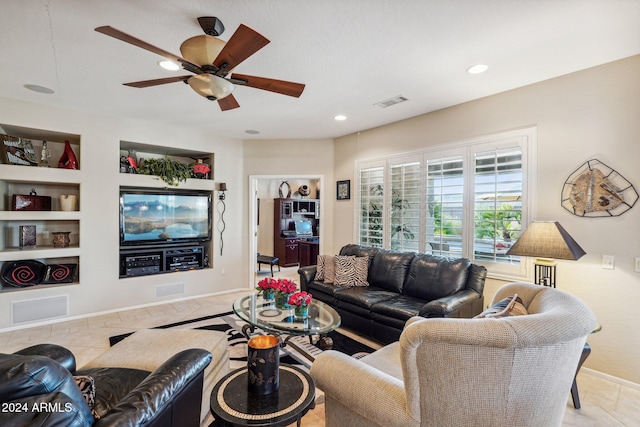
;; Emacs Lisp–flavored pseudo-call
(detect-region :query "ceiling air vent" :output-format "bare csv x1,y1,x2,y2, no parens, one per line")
374,95,409,108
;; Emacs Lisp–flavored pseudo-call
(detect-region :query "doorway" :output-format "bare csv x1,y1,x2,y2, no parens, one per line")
248,175,324,288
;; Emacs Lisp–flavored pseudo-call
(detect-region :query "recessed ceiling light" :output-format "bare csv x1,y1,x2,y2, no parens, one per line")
467,64,489,74
23,84,54,94
245,129,260,135
158,60,180,71
334,115,347,121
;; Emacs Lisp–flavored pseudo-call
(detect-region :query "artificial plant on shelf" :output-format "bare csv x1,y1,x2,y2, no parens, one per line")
136,156,194,187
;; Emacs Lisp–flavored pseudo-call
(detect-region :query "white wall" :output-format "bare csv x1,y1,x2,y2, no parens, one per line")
334,55,640,384
0,97,246,330
244,139,335,256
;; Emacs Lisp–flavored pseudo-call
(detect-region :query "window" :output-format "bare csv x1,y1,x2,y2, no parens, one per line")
356,128,535,279
358,165,385,247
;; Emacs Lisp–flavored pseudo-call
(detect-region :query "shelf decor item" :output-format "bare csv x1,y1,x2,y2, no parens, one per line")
0,260,46,287
1,134,38,166
57,140,78,169
52,231,71,248
60,194,78,211
11,189,52,211
19,225,36,248
278,181,291,198
136,156,194,186
43,263,77,284
193,159,211,179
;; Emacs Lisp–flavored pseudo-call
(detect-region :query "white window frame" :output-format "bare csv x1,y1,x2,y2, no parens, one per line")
354,127,537,281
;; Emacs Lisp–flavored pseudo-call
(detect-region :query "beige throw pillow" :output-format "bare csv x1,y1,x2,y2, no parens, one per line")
474,294,528,318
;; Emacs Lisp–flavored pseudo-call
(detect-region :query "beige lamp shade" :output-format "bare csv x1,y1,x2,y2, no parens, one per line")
180,35,226,66
506,221,586,260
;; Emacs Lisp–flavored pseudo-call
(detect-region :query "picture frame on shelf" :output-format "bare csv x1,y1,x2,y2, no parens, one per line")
336,180,350,200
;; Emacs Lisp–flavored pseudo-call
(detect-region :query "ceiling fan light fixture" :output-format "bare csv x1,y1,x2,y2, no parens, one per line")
180,35,226,66
158,60,180,71
467,64,489,74
188,74,234,100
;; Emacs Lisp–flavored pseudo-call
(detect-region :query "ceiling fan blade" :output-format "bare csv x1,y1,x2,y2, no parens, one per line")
124,76,191,88
95,26,197,68
231,73,305,97
218,94,240,111
213,24,270,71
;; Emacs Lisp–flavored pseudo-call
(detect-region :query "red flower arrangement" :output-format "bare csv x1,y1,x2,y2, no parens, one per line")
277,278,298,294
287,291,313,307
256,277,278,291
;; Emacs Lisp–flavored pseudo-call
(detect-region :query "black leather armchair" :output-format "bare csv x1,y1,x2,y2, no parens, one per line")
0,343,212,427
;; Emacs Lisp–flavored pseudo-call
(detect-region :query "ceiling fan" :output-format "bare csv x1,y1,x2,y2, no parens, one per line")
95,17,305,111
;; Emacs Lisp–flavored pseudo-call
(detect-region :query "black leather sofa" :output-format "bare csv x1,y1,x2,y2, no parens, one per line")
0,343,212,427
298,244,487,344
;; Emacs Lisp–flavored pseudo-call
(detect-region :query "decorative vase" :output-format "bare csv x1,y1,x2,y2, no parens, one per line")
57,140,78,169
193,159,211,179
52,231,71,248
247,335,280,395
294,305,309,319
60,194,78,211
262,289,275,300
275,292,292,309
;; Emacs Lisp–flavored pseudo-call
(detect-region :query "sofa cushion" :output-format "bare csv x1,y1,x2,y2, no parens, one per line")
334,255,369,287
368,250,415,293
371,295,427,321
403,254,470,301
334,286,397,309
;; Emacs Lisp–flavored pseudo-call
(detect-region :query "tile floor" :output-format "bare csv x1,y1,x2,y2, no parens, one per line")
1,270,638,426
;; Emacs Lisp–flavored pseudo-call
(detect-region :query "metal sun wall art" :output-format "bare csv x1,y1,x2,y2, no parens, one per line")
561,159,638,217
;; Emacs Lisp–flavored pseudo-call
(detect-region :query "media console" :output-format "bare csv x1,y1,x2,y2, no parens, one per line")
119,244,208,278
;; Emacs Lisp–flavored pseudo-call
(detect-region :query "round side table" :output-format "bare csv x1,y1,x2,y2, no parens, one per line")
210,364,315,427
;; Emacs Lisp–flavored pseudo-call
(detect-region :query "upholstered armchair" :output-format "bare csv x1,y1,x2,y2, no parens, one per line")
311,282,597,427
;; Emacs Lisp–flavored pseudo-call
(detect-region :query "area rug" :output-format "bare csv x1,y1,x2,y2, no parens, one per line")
109,311,373,370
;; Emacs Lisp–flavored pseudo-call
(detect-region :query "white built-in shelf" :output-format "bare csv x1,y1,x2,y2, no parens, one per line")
0,245,81,262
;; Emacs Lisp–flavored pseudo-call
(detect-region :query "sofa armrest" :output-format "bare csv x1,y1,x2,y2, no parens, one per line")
94,349,212,427
14,343,77,373
298,265,317,291
419,289,482,318
311,350,415,426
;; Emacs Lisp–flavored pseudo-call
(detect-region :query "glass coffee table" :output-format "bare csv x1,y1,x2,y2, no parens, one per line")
233,293,341,362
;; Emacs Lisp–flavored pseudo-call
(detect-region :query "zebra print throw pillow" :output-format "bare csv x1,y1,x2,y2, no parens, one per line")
74,375,99,419
315,255,336,283
334,255,369,287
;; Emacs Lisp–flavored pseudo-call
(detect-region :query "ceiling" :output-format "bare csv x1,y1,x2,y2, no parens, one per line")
2,0,640,140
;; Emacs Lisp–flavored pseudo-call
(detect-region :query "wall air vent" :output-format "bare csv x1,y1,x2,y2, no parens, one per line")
374,95,409,108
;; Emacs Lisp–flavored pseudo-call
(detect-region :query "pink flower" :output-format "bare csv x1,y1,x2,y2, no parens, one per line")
276,279,298,294
288,291,312,307
256,277,278,291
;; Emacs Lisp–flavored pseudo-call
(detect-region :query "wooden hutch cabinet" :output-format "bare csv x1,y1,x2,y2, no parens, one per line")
273,198,319,267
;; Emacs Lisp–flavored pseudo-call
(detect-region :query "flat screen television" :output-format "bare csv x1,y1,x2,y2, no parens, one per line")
120,189,212,246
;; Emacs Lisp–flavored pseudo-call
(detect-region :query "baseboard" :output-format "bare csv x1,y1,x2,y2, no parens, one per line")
581,367,640,390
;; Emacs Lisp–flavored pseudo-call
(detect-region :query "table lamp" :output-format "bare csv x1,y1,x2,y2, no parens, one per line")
506,221,586,287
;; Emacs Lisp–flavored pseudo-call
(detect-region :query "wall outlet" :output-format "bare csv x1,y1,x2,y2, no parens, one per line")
602,255,615,270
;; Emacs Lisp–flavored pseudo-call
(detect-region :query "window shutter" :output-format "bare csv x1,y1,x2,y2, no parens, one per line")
359,166,385,247
389,161,421,251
